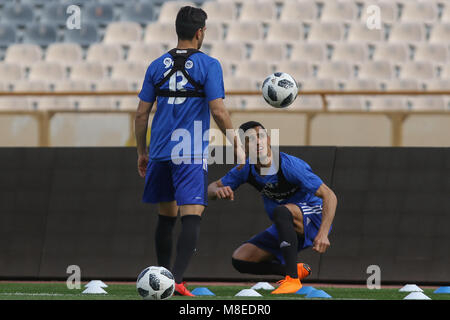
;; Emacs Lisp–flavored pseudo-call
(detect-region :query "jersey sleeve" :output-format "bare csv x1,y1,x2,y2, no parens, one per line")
138,64,156,103
220,164,249,191
282,154,323,195
203,58,225,102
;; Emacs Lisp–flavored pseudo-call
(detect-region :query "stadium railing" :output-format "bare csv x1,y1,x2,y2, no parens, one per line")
0,90,449,147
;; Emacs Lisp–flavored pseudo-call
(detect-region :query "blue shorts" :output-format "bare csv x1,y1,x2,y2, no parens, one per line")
246,203,326,265
142,159,208,206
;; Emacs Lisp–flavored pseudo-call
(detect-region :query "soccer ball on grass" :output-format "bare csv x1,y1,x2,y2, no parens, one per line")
136,266,175,300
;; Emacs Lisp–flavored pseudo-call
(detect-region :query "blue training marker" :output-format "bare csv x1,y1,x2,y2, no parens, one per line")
191,287,216,296
296,286,316,295
305,289,332,299
434,286,450,294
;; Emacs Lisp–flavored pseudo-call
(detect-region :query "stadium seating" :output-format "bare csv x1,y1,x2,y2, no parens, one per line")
45,43,84,67
5,44,43,67
64,23,99,46
23,24,58,47
279,0,318,23
103,22,143,45
0,0,448,147
1,3,34,27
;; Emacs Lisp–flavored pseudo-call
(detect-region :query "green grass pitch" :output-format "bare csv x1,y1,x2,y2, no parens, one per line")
0,282,449,300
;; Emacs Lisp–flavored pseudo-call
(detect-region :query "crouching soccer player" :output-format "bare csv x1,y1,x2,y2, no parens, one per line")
207,121,337,294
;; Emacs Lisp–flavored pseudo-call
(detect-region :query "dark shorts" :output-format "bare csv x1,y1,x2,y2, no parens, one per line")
246,203,325,264
142,159,208,206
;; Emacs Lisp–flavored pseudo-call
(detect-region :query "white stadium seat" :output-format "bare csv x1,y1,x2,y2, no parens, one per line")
399,62,436,80
372,43,409,63
250,42,288,62
70,62,106,81
36,97,73,111
275,61,313,81
127,43,165,65
94,79,131,92
234,60,272,80
408,96,446,111
347,22,384,42
103,22,142,46
111,62,147,89
290,42,327,62
53,80,90,92
368,96,408,111
413,43,448,63
266,22,304,44
440,64,450,79
331,43,368,62
382,79,422,91
307,22,344,42
29,62,65,82
4,44,42,67
201,1,236,22
45,43,83,67
279,0,318,23
424,79,450,91
239,0,277,22
223,76,259,91
289,95,323,111
13,80,49,92
389,23,426,43
0,63,23,82
209,41,247,63
401,1,438,24
77,97,115,110
341,79,380,91
317,61,354,80
429,23,450,44
358,61,394,80
441,3,450,22
327,96,365,111
86,43,123,68
0,97,31,110
300,78,339,91
226,22,264,42
320,1,357,22
144,22,178,46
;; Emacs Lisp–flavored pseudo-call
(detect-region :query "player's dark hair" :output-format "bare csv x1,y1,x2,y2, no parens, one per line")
239,121,265,133
175,6,207,40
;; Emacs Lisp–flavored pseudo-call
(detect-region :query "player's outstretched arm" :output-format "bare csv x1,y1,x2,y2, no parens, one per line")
135,99,154,178
209,98,246,166
313,183,338,253
208,179,234,201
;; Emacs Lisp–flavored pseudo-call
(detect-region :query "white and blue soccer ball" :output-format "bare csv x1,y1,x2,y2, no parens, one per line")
262,72,298,108
136,266,175,300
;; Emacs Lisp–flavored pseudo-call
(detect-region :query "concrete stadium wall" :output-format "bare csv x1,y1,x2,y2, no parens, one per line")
0,147,449,284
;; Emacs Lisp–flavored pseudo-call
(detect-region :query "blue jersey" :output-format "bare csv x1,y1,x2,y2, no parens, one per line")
138,50,225,161
221,152,324,220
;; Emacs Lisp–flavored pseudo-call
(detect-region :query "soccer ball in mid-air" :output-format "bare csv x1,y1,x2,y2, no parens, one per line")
262,72,298,108
136,266,175,300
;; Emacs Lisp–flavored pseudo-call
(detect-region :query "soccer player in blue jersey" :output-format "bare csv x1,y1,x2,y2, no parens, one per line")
208,121,337,294
134,6,244,296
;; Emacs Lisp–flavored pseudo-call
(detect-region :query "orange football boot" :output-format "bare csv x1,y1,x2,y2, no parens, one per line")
271,276,303,294
174,282,195,296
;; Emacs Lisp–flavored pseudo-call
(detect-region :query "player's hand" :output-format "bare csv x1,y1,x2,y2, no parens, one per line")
215,186,234,201
312,233,330,253
137,154,149,178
